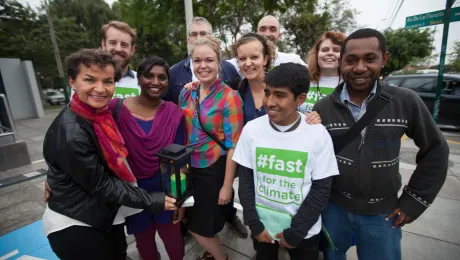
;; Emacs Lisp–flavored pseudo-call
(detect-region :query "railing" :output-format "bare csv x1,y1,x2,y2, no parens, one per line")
0,94,17,142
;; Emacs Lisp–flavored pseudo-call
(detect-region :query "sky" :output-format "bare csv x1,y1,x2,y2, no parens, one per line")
20,0,460,62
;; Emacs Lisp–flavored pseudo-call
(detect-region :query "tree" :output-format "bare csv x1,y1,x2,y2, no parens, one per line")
283,12,330,58
282,0,356,59
0,0,41,59
47,0,118,47
383,28,434,75
113,0,186,66
0,0,89,88
326,0,357,33
450,40,460,72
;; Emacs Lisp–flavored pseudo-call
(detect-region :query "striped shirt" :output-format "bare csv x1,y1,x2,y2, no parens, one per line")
179,78,244,168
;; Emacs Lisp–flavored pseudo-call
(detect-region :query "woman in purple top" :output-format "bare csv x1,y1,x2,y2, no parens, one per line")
108,56,185,260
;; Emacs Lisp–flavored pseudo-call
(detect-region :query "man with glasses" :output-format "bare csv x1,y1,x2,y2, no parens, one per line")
164,17,239,104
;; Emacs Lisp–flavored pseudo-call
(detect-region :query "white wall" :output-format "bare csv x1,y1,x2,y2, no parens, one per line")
0,58,44,120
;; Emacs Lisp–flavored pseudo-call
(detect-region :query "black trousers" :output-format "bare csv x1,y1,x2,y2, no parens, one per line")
48,224,127,260
253,235,319,260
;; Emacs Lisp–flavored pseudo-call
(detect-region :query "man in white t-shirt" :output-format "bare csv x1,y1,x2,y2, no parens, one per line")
228,15,306,75
233,63,338,259
70,21,140,99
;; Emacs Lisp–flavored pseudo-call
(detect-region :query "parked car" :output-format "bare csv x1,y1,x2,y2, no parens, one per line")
416,69,439,74
383,74,460,128
43,89,65,105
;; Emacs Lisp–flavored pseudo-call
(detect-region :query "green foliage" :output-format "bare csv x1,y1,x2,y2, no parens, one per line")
0,0,358,87
383,28,434,76
450,41,460,72
283,11,330,59
281,0,356,59
113,0,186,67
0,0,88,88
47,0,118,47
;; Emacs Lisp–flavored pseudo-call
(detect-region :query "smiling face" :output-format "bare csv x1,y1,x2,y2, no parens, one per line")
341,37,389,92
70,64,115,109
101,27,135,70
139,65,168,99
237,40,268,81
192,45,219,85
263,85,305,126
257,16,282,45
318,39,341,72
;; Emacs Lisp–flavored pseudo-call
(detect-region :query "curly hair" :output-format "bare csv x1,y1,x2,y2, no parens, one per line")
65,48,120,82
308,31,346,83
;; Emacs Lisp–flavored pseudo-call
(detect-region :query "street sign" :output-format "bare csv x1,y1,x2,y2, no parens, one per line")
405,7,460,29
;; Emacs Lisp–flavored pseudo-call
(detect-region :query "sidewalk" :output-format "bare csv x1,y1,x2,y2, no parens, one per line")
1,108,460,259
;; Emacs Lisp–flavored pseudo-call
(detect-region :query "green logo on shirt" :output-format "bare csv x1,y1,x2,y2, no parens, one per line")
302,86,335,112
256,147,307,178
305,87,335,103
113,86,139,99
255,147,308,204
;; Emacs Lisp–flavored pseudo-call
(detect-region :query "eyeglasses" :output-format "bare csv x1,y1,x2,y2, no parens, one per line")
189,31,210,38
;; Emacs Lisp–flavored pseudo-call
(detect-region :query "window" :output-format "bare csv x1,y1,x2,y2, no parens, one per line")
400,78,436,93
447,80,460,96
384,79,402,87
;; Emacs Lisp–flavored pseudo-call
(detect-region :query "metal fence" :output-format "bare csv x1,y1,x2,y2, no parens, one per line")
0,94,17,143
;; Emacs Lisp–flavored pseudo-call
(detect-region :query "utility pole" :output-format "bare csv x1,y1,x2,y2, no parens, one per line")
184,0,193,54
433,0,455,123
44,0,69,103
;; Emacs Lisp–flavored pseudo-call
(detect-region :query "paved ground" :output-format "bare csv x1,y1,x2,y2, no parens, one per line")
1,107,460,259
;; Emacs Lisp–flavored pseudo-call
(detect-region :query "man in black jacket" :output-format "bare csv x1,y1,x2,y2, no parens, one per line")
313,28,449,260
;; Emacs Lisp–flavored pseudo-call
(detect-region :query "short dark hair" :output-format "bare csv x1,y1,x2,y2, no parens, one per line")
341,28,387,57
65,49,120,82
137,56,170,79
101,21,136,45
264,63,310,98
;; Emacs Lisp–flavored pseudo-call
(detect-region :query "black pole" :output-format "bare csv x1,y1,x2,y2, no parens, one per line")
433,0,455,123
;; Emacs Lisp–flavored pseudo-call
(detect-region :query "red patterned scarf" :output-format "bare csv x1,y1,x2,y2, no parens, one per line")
70,93,136,184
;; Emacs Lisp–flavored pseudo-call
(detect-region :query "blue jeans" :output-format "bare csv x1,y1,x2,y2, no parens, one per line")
322,201,402,260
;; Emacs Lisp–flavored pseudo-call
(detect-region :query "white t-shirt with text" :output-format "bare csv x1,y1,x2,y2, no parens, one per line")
232,113,339,239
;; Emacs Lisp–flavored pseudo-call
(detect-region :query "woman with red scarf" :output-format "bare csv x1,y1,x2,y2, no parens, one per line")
42,49,177,260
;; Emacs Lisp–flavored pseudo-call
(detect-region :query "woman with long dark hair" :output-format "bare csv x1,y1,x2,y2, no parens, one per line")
109,56,185,260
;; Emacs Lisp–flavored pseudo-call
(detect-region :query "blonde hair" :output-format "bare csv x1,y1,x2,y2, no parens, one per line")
101,21,137,45
191,36,222,64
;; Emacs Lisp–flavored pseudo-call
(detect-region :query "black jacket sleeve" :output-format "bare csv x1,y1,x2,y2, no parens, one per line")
400,89,449,219
283,176,333,247
54,128,165,214
238,165,265,236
